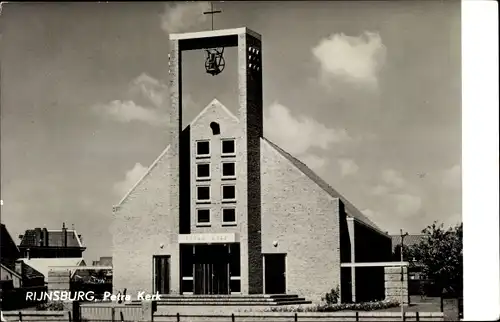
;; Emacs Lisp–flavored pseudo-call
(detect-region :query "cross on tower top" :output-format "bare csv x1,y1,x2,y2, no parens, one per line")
203,2,222,30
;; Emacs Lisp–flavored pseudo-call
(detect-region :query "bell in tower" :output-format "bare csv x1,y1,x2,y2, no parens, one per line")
204,47,226,76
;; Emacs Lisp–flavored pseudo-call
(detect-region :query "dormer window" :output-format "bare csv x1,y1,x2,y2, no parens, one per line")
221,139,235,157
196,140,210,158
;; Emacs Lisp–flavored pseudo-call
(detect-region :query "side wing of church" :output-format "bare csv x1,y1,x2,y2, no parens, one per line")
111,27,392,304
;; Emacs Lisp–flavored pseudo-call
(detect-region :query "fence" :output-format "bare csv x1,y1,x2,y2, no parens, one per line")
2,310,446,322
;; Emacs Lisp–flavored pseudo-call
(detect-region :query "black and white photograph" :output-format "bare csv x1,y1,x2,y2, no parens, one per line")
0,1,498,322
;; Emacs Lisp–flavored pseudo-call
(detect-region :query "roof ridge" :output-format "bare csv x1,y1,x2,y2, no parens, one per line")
262,137,386,236
190,98,239,126
113,144,171,211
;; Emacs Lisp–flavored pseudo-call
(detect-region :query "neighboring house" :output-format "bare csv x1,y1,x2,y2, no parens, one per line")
391,234,432,295
18,223,86,258
112,27,393,304
1,223,45,310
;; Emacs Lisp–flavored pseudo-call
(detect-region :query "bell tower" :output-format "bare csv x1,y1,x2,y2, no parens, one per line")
168,28,263,294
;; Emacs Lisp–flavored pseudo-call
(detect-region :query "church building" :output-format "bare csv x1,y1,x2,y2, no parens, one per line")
111,27,392,304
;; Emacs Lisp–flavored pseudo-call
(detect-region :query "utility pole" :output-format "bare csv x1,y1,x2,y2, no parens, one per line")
400,229,408,320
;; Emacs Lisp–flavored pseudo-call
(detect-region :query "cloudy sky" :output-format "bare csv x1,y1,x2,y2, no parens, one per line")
0,1,461,261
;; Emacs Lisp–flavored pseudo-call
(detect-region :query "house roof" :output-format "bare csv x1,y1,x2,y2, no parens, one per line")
1,261,45,280
20,258,86,282
391,234,425,248
263,138,387,235
1,224,21,261
19,229,84,248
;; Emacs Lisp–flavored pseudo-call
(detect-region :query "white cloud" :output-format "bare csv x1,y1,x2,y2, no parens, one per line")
160,2,211,34
93,100,168,126
113,163,148,196
312,31,386,88
130,73,169,107
370,184,389,195
264,102,351,156
392,193,422,217
94,73,171,126
442,164,461,189
300,155,327,170
382,169,405,188
338,158,359,176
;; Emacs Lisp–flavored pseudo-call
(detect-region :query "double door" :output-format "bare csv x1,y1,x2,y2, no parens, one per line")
194,245,230,295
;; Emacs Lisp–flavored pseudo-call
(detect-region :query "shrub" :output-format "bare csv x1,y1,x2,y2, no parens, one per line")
36,301,65,311
264,299,400,312
321,286,340,305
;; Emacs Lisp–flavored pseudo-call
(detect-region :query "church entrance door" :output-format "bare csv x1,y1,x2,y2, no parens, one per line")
264,254,286,294
193,245,230,295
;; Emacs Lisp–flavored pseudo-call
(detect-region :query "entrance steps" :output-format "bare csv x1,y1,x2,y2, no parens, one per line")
128,294,311,306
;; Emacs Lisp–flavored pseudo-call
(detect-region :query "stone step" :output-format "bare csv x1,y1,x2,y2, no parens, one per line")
126,294,310,306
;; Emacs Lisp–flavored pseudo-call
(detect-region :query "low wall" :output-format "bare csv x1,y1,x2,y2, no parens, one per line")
48,270,71,293
384,266,409,304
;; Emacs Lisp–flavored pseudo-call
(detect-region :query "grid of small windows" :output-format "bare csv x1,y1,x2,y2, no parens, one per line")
195,137,238,226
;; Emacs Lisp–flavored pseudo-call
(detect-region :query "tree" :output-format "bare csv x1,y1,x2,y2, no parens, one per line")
408,221,463,296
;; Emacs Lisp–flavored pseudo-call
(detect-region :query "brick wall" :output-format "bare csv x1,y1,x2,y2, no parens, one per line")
385,266,409,304
261,139,341,303
111,144,180,298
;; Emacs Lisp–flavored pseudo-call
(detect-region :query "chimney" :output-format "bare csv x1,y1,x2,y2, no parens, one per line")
34,228,42,247
62,222,67,247
42,228,49,247
15,261,23,275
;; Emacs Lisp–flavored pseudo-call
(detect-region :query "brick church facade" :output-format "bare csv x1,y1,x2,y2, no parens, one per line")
111,27,392,304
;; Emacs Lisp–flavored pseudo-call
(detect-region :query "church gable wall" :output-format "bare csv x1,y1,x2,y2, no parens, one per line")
111,145,180,297
260,139,341,303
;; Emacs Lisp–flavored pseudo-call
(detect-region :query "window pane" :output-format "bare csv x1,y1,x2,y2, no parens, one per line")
230,244,240,276
197,164,210,178
197,186,210,200
230,279,241,293
222,208,236,223
182,279,193,293
222,186,236,200
197,209,210,223
222,163,235,177
222,140,235,154
197,141,210,155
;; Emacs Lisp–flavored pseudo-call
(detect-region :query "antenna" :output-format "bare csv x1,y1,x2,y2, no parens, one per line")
203,2,222,31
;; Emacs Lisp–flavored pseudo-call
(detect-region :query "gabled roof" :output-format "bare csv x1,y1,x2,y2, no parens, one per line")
1,261,45,280
0,224,21,260
263,138,387,236
391,234,425,248
19,229,84,248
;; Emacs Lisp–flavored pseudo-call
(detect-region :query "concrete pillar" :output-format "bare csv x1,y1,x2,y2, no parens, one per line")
347,218,356,302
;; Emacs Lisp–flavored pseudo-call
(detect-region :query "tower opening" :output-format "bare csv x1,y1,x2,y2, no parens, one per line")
210,122,221,135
